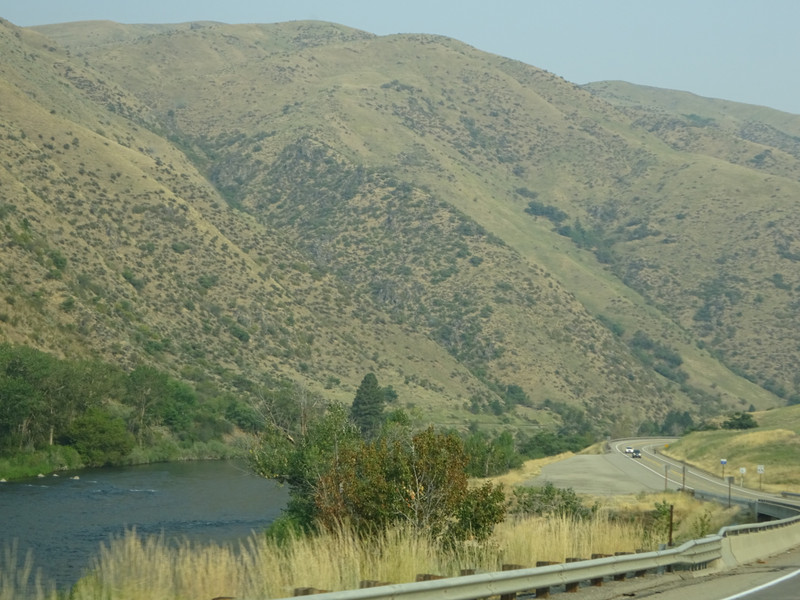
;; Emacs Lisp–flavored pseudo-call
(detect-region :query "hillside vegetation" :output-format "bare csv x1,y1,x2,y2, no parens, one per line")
2,17,800,445
663,404,800,491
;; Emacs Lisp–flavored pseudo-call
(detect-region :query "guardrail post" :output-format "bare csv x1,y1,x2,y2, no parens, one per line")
563,558,583,592
532,565,557,597
589,553,610,586
415,574,446,582
500,564,525,600
359,581,391,588
613,552,631,580
565,581,579,593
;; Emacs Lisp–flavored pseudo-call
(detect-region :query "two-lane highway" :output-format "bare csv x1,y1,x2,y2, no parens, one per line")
530,438,792,507
527,439,800,600
612,439,794,508
528,438,679,494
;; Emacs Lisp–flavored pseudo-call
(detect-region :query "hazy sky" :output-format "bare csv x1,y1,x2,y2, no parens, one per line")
4,0,799,115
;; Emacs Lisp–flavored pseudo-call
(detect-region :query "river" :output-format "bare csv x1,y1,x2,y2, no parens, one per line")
0,460,289,589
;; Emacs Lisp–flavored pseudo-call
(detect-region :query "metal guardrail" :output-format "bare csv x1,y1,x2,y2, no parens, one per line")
275,536,723,600
267,445,800,600
720,511,800,536
271,508,800,600
690,487,751,507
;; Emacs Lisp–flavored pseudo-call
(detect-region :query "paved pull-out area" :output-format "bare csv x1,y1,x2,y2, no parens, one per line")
526,453,667,495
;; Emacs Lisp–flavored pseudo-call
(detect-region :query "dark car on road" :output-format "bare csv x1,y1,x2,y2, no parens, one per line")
632,449,642,458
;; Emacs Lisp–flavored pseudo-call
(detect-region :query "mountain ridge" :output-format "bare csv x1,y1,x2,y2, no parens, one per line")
2,17,798,438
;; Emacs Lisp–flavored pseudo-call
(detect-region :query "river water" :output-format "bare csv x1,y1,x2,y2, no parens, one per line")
0,460,289,589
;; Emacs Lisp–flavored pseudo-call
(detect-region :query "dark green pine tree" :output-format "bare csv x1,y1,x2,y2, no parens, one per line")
350,373,385,440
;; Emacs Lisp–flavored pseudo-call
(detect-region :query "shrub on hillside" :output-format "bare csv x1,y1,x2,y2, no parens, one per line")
722,412,758,430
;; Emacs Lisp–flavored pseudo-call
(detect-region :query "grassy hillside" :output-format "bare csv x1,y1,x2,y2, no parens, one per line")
0,19,484,423
663,404,800,491
583,80,800,403
2,16,800,441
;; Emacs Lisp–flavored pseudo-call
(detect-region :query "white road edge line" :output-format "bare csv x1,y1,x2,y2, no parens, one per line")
719,567,800,599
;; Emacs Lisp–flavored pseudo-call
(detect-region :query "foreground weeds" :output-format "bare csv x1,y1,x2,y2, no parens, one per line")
6,492,739,600
69,518,645,600
3,519,642,600
0,544,57,600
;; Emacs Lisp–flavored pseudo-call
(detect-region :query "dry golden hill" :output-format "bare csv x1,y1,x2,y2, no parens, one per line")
2,17,799,436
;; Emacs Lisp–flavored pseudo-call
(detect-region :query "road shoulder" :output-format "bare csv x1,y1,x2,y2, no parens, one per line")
575,545,800,600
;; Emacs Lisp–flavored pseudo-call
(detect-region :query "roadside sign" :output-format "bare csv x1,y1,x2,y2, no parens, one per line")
720,459,727,464
757,465,765,474
739,467,746,474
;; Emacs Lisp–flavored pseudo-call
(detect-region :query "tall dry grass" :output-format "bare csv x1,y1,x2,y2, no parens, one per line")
5,490,737,600
64,510,652,600
0,543,57,600
601,491,742,541
495,511,647,565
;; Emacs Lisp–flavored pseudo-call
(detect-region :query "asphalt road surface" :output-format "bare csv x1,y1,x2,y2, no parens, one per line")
528,438,790,504
525,438,800,599
526,438,679,494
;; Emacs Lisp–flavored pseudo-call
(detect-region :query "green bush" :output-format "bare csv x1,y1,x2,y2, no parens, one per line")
121,268,145,290
61,408,135,466
229,323,251,342
252,407,506,543
0,446,82,479
722,412,758,430
524,199,568,223
512,483,596,520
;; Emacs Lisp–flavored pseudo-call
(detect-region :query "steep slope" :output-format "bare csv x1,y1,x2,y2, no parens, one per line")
25,21,706,426
582,80,800,402
0,18,491,427
4,17,797,436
